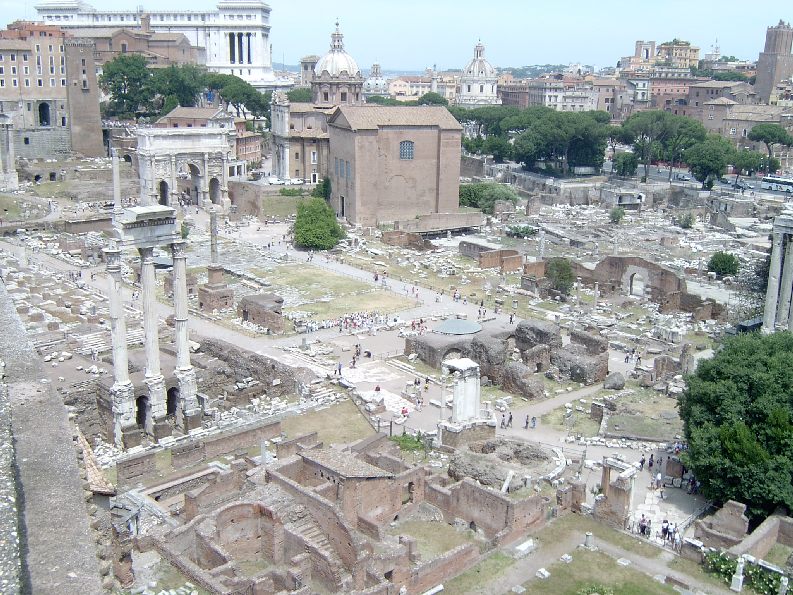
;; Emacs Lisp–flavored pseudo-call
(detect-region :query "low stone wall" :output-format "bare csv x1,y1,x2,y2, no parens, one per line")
0,384,20,594
381,231,433,251
409,543,479,593
393,212,485,233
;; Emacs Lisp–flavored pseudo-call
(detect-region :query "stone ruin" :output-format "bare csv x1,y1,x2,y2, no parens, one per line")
405,318,609,400
133,432,554,594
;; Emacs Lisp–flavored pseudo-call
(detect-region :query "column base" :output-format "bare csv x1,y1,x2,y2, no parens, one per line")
110,381,135,448
144,374,167,436
152,417,172,441
174,367,199,432
120,424,144,449
183,409,203,432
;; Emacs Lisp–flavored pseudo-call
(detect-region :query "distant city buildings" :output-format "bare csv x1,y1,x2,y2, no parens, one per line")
755,20,793,104
455,42,501,108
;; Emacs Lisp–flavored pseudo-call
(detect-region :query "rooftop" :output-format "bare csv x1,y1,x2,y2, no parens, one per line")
330,105,463,131
300,449,393,479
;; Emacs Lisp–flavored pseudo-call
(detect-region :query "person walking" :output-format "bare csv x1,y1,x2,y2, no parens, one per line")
500,414,506,429
524,415,530,429
639,455,646,471
507,412,513,428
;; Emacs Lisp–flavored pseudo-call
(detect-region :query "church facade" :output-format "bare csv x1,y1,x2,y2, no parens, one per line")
455,42,501,108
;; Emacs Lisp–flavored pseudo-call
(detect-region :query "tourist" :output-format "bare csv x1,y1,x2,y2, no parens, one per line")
524,415,530,429
509,313,514,324
648,453,654,473
374,385,381,392
507,412,513,428
656,471,662,490
639,455,646,471
639,514,647,536
500,414,506,429
531,416,537,429
661,519,669,541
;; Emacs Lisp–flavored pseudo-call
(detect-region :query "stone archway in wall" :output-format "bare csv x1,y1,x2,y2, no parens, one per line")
629,272,645,297
141,149,230,211
621,265,651,298
176,162,202,205
158,180,169,205
209,177,221,204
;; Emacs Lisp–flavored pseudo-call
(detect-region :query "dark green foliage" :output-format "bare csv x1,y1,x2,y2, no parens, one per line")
505,225,537,238
458,183,518,214
180,221,190,240
293,197,344,250
733,149,763,183
707,251,739,277
390,432,425,452
417,92,448,106
684,135,736,188
704,551,782,594
546,257,574,295
99,54,151,117
679,333,793,520
150,64,205,108
286,87,312,102
365,95,406,106
279,187,304,197
311,177,331,200
609,207,625,224
677,212,695,229
748,123,793,164
614,152,638,177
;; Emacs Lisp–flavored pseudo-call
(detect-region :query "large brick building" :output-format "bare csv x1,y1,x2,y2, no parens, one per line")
0,21,103,158
327,105,462,226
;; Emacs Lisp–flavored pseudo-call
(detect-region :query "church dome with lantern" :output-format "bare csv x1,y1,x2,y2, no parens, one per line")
311,22,364,106
314,22,361,79
455,41,501,108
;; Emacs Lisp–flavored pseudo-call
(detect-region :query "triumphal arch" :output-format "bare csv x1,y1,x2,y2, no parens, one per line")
137,127,233,211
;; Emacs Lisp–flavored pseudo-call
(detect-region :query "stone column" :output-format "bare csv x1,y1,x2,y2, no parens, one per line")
138,246,167,437
763,232,784,333
201,152,210,207
221,151,231,211
778,239,793,326
538,230,545,259
105,245,135,447
171,240,200,431
170,154,177,205
210,207,219,264
111,148,121,212
593,282,599,311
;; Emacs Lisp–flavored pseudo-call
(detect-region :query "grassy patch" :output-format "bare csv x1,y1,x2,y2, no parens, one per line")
667,556,733,592
763,542,793,568
443,551,515,593
260,195,299,219
604,384,683,440
535,514,662,560
0,194,48,221
388,521,472,560
280,398,374,446
142,559,211,595
522,549,676,594
541,405,601,438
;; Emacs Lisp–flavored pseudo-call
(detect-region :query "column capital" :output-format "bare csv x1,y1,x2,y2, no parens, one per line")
104,245,122,270
138,245,155,260
171,239,187,259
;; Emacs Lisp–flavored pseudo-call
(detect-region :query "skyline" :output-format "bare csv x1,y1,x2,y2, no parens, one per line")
5,0,792,71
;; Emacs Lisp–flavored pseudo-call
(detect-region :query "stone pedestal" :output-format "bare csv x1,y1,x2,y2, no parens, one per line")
175,367,202,431
110,381,135,449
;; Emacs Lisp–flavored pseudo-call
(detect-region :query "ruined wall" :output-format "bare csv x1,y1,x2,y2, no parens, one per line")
276,432,320,459
116,450,158,487
460,155,485,178
407,543,479,594
479,250,522,272
551,346,608,385
441,423,497,449
569,328,608,356
184,465,247,521
381,231,433,251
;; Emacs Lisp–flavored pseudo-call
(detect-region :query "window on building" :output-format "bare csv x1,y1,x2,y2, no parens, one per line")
295,151,299,160
12,79,17,87
22,54,28,62
37,79,43,87
23,137,29,145
323,91,329,102
742,129,748,137
729,128,737,135
23,66,29,75
0,81,4,88
467,84,471,93
0,55,3,62
121,43,127,54
60,78,66,86
311,151,317,164
707,114,714,120
10,54,16,62
399,140,414,160
35,45,40,53
340,91,347,102
24,79,30,87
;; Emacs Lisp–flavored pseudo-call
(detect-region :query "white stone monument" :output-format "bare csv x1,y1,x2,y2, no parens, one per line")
763,208,793,333
444,358,481,423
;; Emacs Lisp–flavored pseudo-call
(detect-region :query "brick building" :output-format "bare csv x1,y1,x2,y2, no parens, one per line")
0,21,103,158
683,80,758,120
327,105,462,226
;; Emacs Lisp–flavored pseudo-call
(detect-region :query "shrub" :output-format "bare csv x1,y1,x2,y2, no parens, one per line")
678,212,695,229
708,251,739,277
609,207,625,224
279,187,304,197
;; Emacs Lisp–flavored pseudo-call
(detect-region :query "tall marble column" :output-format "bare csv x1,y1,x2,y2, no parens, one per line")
171,240,200,431
111,148,121,212
763,232,784,333
201,152,210,206
105,245,135,447
777,239,793,326
138,246,167,436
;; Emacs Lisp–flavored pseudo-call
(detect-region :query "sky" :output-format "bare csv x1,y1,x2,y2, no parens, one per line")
5,0,792,71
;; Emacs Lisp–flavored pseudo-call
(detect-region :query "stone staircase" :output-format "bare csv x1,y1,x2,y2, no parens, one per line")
74,328,145,356
287,516,348,589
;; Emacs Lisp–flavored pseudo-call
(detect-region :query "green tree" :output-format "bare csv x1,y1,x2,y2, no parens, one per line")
678,212,695,229
482,135,512,163
99,54,152,117
661,115,707,181
160,94,179,117
458,183,518,214
365,95,404,106
545,257,574,295
732,149,763,185
287,87,313,102
684,135,736,188
150,64,205,108
613,152,638,177
311,177,331,200
417,92,448,106
748,123,793,166
620,110,671,182
609,207,625,224
678,332,793,520
708,251,740,277
293,197,345,250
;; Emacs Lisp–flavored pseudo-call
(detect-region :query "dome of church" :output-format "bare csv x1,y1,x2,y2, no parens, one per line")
463,42,496,79
315,22,361,78
363,63,388,94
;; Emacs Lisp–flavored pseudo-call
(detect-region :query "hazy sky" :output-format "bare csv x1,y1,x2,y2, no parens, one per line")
6,0,792,71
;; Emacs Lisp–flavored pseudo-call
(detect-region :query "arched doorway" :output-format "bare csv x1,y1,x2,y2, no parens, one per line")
135,395,149,430
166,387,179,418
122,154,132,163
629,273,646,297
38,102,51,127
209,177,221,204
158,180,169,205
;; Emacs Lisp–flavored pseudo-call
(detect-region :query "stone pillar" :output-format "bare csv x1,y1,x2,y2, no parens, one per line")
170,154,177,204
538,230,545,259
763,232,784,333
210,207,219,264
593,282,599,310
138,246,167,437
779,576,788,595
576,277,581,307
778,239,793,326
201,152,210,207
221,152,231,211
111,149,122,213
171,241,201,431
105,245,135,447
237,33,243,66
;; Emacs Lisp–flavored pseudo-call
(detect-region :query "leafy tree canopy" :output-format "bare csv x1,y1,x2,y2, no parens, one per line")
366,95,408,106
458,183,518,214
99,54,152,117
614,152,638,177
708,251,740,277
679,332,793,520
684,135,736,188
287,87,312,103
545,257,575,295
417,92,448,106
293,197,344,250
748,124,793,162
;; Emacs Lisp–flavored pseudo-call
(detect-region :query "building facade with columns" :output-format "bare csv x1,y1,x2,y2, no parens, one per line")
34,0,284,90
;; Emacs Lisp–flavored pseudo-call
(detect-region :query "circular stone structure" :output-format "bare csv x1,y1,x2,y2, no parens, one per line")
433,318,482,335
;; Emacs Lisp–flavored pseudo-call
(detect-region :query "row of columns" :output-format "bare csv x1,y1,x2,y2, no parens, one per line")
107,149,200,447
229,31,254,65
